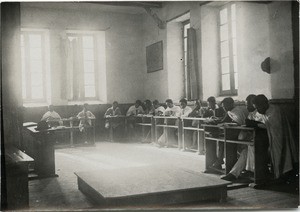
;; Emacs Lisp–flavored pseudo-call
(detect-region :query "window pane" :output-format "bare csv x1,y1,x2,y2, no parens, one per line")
221,58,230,74
30,47,42,60
82,36,94,48
83,48,94,60
220,8,228,25
234,72,238,89
221,41,229,58
232,21,236,38
31,73,43,86
220,24,228,41
84,61,95,73
30,60,43,72
231,4,236,21
233,55,238,72
222,74,230,91
31,86,43,99
29,34,42,47
84,73,95,85
85,86,96,98
232,38,237,55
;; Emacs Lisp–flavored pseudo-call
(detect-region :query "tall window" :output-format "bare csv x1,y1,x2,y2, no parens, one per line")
183,20,190,98
219,3,238,95
67,33,98,100
21,30,48,102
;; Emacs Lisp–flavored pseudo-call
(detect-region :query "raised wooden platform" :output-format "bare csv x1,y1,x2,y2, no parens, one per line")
74,165,230,207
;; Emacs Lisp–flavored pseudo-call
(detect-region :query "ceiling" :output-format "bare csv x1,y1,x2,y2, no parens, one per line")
20,2,161,15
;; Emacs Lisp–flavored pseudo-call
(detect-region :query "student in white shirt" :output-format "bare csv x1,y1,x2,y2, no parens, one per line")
77,103,96,144
157,99,181,147
126,100,144,140
153,100,165,116
41,105,62,127
179,98,192,117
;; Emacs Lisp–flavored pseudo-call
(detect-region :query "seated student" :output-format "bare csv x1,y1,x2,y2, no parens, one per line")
188,100,205,152
203,96,225,118
221,94,265,181
41,105,62,127
143,99,155,115
126,100,144,140
179,98,192,117
210,97,249,169
77,103,96,144
157,99,181,147
104,101,123,140
153,100,165,116
252,94,298,181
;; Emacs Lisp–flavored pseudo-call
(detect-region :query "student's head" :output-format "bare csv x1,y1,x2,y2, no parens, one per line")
165,99,174,108
48,105,54,112
179,98,187,109
153,100,160,109
144,100,152,109
245,94,256,112
194,100,201,110
253,94,269,114
221,97,234,112
135,100,142,108
83,103,89,112
112,101,119,109
207,96,216,110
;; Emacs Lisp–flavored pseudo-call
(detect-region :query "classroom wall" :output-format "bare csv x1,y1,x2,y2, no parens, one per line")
200,2,294,102
142,11,168,103
200,6,219,101
142,2,202,103
20,3,145,105
268,1,294,99
237,2,271,100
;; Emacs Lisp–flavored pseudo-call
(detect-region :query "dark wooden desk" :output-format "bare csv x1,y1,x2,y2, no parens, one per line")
5,146,34,209
203,124,225,174
203,124,270,185
26,126,58,178
105,115,127,142
134,115,154,142
181,117,206,154
153,116,181,148
224,126,269,185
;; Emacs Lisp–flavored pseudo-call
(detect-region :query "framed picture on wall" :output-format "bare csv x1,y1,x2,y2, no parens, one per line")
146,41,163,73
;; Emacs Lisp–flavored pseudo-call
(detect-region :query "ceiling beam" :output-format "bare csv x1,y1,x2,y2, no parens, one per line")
88,2,162,8
143,6,165,29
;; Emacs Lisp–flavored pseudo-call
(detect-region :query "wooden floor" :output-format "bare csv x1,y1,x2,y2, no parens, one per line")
28,141,299,210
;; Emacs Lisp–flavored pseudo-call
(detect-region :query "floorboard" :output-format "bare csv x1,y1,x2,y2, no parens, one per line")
28,141,299,210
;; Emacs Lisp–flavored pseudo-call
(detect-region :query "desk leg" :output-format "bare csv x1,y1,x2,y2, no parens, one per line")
93,124,95,145
109,125,113,142
225,142,237,174
179,120,183,150
70,130,74,147
205,139,217,172
253,130,269,185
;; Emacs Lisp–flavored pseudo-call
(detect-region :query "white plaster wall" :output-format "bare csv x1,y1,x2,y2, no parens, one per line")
237,2,271,100
20,3,145,105
201,6,220,101
268,1,294,99
142,13,168,103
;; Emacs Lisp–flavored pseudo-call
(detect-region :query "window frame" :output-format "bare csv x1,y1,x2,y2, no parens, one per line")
66,33,99,101
182,19,191,99
218,3,238,96
21,30,47,103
